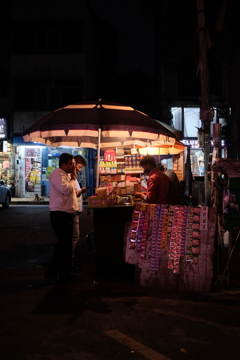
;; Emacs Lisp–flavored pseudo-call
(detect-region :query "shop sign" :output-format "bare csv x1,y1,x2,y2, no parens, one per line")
182,139,199,148
183,139,226,148
0,118,8,140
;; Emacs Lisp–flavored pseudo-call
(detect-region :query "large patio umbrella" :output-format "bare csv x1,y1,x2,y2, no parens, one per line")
23,99,175,148
23,99,176,187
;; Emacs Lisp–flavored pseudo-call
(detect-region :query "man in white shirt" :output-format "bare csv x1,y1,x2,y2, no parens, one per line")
45,153,78,282
72,155,87,269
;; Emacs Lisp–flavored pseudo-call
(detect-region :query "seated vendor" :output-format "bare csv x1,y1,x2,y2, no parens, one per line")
135,155,170,204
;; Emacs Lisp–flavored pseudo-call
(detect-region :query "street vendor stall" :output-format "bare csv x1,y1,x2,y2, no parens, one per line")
23,100,190,281
88,143,187,281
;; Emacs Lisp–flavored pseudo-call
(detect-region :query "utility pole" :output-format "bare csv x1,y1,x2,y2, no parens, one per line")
196,0,213,206
227,1,240,159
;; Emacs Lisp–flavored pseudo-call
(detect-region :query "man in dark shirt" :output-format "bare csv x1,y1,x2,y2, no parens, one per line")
157,163,184,205
136,155,170,204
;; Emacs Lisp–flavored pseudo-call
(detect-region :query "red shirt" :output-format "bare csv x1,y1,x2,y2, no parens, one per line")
147,168,170,204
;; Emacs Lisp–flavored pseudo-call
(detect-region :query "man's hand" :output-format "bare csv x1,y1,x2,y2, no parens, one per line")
70,168,77,181
76,190,81,197
76,187,87,197
135,192,146,200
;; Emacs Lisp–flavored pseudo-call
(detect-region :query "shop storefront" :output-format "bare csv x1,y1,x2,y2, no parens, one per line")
0,141,15,188
0,118,15,192
182,139,204,177
13,137,96,198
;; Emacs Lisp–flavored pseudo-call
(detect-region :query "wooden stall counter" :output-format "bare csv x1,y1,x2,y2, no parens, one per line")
92,205,135,280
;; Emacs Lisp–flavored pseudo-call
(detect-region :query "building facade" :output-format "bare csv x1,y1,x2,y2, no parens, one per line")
0,0,117,197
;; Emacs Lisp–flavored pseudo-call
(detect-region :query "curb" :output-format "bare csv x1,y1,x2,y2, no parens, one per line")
10,199,88,206
11,201,49,205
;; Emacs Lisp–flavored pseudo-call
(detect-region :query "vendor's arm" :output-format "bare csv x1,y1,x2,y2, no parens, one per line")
135,192,147,201
146,177,158,204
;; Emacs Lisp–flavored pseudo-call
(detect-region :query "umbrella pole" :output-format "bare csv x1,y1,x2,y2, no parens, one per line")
96,127,101,189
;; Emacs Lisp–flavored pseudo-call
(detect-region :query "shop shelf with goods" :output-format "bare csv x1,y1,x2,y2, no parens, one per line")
98,148,143,198
172,152,184,181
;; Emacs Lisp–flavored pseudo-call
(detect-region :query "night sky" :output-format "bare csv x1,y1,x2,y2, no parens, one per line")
88,0,155,76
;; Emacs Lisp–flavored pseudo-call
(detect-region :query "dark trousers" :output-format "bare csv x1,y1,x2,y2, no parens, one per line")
45,211,74,280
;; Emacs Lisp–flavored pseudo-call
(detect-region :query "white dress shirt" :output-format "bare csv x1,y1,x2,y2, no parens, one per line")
49,167,79,213
74,179,83,212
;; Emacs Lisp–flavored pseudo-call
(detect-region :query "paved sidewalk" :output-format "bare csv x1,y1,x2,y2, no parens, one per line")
11,197,89,206
11,197,49,205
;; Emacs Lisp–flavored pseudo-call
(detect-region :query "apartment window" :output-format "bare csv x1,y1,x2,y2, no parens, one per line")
171,107,182,131
184,108,201,137
12,21,82,54
172,106,217,138
172,107,200,138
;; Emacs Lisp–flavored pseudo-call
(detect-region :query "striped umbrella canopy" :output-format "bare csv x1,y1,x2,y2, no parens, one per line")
23,100,176,149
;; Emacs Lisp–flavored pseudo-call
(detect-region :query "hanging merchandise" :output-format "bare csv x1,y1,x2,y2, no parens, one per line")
140,203,150,260
151,204,161,274
129,203,150,259
128,204,208,275
130,202,143,249
168,206,188,273
186,207,194,262
200,206,208,230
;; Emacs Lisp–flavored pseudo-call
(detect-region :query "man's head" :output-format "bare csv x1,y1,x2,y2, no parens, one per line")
140,155,156,175
59,153,75,173
156,163,165,172
74,155,86,172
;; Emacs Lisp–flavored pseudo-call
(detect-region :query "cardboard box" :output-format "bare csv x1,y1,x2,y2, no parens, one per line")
126,185,134,194
134,183,142,192
88,196,108,208
115,187,121,195
95,187,107,197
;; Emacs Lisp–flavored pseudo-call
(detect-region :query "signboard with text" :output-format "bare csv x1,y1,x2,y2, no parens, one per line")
0,118,8,140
